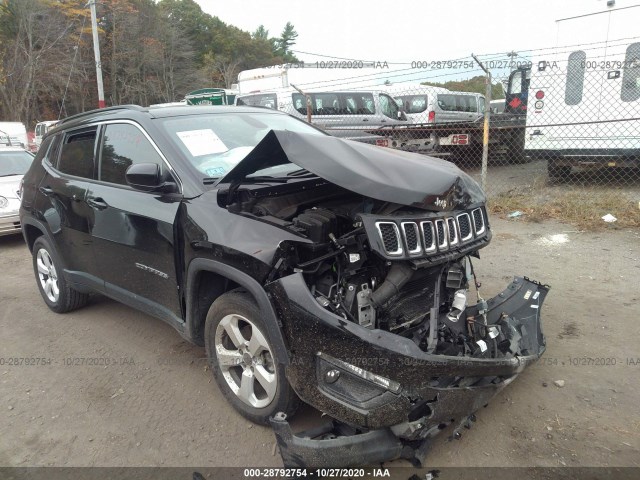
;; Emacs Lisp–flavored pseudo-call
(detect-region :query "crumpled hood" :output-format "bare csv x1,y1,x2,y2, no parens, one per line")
0,175,22,199
219,130,485,211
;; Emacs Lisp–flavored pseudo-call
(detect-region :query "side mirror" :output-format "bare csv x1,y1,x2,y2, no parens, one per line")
125,163,175,192
398,111,407,121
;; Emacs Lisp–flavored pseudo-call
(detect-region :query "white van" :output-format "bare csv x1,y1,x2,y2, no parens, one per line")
0,122,28,148
34,121,59,149
236,89,408,144
525,1,640,177
381,84,485,124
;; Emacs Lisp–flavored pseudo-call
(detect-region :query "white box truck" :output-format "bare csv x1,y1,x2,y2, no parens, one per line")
524,1,640,178
236,63,392,95
0,122,28,149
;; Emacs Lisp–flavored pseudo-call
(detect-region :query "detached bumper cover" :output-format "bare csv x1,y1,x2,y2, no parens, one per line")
271,413,403,469
268,275,549,467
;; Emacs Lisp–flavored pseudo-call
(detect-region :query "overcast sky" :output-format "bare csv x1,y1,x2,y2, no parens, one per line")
194,0,633,85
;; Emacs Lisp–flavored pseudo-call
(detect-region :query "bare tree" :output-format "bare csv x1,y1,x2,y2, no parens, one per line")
0,0,76,124
202,52,242,88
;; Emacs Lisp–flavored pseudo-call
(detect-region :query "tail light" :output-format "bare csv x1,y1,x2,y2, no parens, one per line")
428,111,435,122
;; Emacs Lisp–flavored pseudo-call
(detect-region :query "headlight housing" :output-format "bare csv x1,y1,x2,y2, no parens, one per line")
0,196,8,209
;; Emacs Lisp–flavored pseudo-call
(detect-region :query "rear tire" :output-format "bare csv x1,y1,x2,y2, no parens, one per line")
548,161,571,182
204,291,299,425
507,148,530,164
32,236,89,313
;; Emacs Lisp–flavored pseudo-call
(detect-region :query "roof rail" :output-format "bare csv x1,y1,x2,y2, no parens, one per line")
58,105,146,125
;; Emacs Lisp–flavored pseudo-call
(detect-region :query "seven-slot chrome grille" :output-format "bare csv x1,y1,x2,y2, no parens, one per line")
372,208,487,257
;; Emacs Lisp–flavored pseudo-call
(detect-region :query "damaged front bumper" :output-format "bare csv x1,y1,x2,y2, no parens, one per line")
267,275,549,468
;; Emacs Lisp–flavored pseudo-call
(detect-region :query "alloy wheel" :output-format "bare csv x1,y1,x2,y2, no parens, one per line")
36,248,59,303
214,314,277,408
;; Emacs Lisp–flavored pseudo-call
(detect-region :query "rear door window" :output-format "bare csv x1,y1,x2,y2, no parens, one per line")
41,134,62,166
313,93,340,115
57,128,97,179
565,51,586,105
342,92,375,114
621,42,640,102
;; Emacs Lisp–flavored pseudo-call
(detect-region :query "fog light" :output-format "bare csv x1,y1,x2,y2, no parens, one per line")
317,352,400,393
325,369,340,384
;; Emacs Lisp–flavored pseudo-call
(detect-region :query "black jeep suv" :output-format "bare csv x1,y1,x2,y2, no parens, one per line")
20,105,549,467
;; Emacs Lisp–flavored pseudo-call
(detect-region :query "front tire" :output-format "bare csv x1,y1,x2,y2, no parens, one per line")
32,236,89,313
204,291,299,425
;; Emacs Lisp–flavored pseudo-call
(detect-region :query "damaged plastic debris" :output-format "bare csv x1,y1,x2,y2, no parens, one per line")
269,412,404,468
508,210,524,218
446,290,467,322
602,213,617,223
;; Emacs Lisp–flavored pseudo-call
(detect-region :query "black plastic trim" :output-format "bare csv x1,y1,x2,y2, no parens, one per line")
185,258,290,364
270,413,403,468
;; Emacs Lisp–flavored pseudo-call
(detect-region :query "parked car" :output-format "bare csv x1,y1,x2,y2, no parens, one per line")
380,84,486,124
0,146,34,236
19,105,549,467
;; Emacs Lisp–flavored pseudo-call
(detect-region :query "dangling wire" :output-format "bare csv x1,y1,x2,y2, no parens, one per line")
58,14,88,120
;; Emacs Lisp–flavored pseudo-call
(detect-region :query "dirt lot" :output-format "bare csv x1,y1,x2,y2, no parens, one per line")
1,217,639,469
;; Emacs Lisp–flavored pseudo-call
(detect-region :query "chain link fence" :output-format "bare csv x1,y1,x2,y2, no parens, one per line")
236,46,640,228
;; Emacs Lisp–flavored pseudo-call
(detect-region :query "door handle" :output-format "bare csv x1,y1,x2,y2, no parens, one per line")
39,186,54,196
86,196,108,210
362,118,369,122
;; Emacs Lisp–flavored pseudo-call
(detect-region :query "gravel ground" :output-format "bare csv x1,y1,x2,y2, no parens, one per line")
0,217,639,469
465,158,640,199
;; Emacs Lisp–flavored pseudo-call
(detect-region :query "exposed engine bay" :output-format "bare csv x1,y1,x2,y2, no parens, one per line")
226,182,532,359
215,130,549,468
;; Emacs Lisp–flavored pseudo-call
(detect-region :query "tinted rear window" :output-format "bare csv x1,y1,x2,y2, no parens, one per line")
57,129,97,179
437,94,478,112
292,92,375,115
396,95,428,114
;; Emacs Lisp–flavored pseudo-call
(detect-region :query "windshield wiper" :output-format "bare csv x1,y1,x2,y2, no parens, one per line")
0,173,22,177
243,176,290,183
204,171,316,186
286,168,317,177
203,175,289,185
